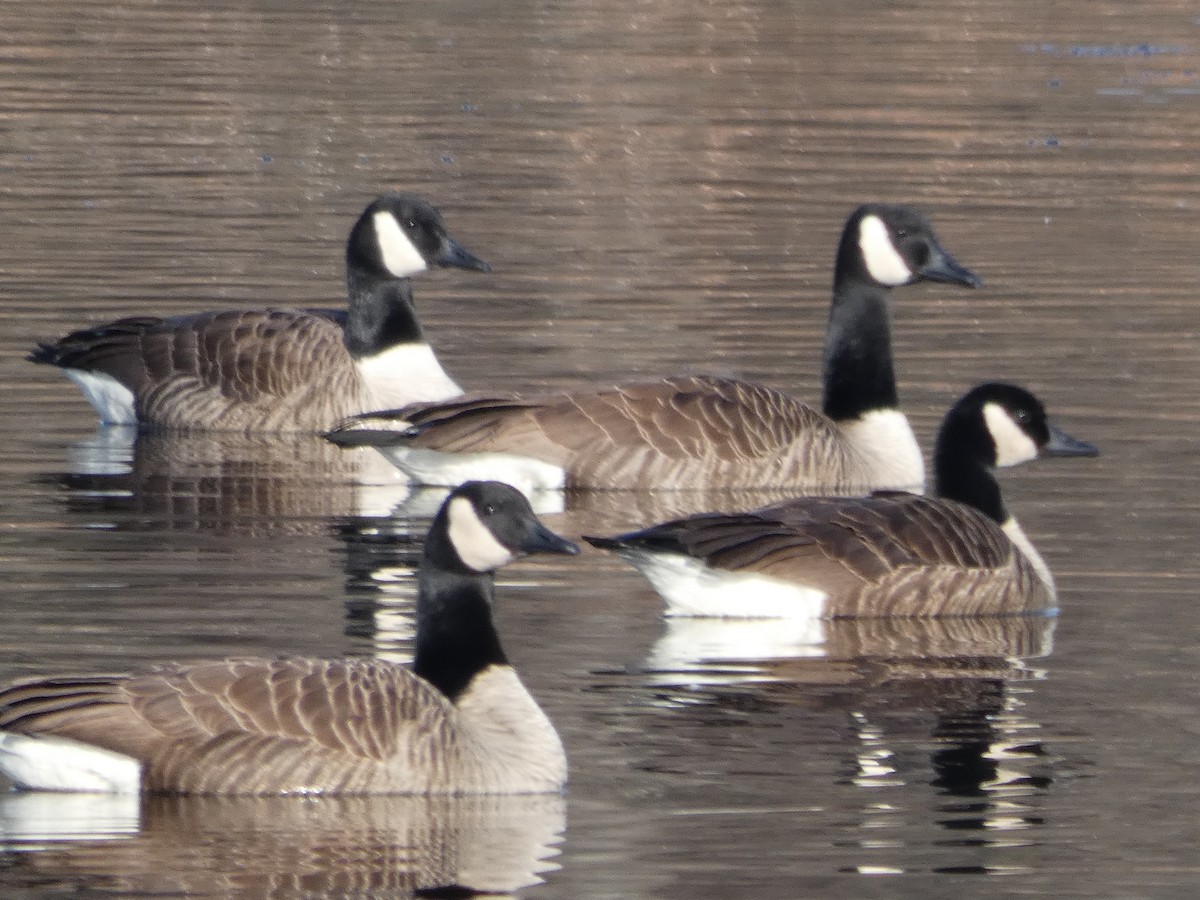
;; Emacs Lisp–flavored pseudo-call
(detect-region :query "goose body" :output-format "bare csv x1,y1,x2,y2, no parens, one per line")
329,204,980,492
584,384,1098,618
0,481,579,795
29,193,490,433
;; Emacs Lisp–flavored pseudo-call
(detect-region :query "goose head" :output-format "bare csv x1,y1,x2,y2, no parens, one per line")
841,203,982,290
347,192,492,281
438,480,580,574
934,382,1098,526
944,382,1099,470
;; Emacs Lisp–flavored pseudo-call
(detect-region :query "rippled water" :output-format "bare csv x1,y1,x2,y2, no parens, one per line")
0,1,1197,897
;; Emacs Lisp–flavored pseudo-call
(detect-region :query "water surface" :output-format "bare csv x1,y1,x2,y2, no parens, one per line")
0,1,1198,897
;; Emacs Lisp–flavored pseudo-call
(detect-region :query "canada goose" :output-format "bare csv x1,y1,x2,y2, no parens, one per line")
584,383,1098,618
28,192,490,433
0,481,579,795
327,203,980,493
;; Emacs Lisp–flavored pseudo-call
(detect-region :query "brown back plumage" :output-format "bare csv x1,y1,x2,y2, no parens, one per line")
606,493,1051,617
31,310,371,431
0,657,481,795
400,375,876,491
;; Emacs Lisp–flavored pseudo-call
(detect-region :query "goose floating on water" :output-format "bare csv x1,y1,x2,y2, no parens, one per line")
29,192,490,433
584,383,1098,618
0,481,579,795
328,203,980,493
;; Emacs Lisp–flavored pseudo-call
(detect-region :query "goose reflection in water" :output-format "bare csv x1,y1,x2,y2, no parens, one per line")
51,422,806,544
631,612,1059,868
47,426,417,534
0,791,564,897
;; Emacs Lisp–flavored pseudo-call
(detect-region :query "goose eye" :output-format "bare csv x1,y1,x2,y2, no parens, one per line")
482,504,497,516
1014,409,1030,423
405,219,417,230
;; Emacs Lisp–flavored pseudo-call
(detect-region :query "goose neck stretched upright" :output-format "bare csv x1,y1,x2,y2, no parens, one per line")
822,204,980,424
343,270,424,358
413,524,508,703
931,382,1099,597
341,192,491,361
821,276,897,423
932,403,1007,524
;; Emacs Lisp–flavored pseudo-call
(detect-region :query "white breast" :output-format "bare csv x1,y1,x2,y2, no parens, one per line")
1001,517,1056,598
355,343,463,408
837,408,925,493
454,666,566,793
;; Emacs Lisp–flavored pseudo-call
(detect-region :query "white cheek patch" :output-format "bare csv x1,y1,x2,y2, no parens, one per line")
447,496,515,572
859,214,913,286
373,211,428,278
983,403,1039,467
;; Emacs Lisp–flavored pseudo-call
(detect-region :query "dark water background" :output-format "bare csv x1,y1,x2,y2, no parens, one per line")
0,1,1197,896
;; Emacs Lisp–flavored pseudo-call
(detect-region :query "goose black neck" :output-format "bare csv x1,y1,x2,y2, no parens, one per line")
821,278,898,422
933,417,1007,524
412,529,508,702
343,267,424,358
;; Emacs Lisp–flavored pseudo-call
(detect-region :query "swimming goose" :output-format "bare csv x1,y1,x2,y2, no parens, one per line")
28,192,490,432
0,481,579,795
327,203,980,492
584,383,1098,618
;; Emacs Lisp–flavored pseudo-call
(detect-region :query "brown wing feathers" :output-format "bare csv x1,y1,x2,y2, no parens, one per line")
0,659,449,769
31,310,358,430
396,376,854,490
28,317,165,390
607,493,1035,617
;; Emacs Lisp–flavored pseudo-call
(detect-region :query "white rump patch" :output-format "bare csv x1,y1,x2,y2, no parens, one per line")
447,496,515,572
616,549,830,619
839,408,925,493
355,343,463,407
859,214,913,286
374,210,428,278
63,369,137,426
1000,517,1056,598
0,732,142,794
984,403,1039,467
376,446,567,497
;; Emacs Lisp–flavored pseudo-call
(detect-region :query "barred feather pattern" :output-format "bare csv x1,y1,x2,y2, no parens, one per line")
612,492,1053,617
399,375,919,492
0,658,565,795
30,310,405,432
